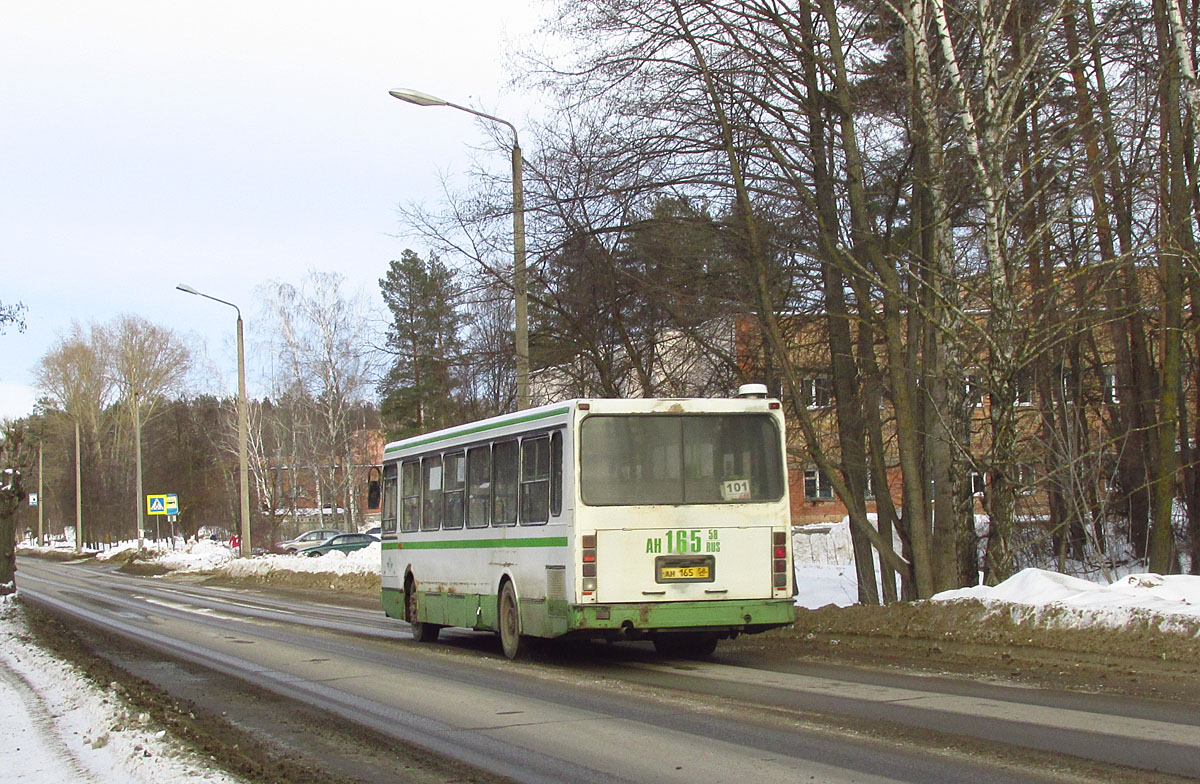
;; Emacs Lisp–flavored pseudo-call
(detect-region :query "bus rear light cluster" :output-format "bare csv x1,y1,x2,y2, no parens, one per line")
772,530,789,589
582,533,597,594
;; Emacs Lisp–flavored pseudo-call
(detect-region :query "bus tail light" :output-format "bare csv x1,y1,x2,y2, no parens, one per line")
582,534,597,595
772,530,789,589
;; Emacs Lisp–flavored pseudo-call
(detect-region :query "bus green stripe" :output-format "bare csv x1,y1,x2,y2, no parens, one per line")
384,405,572,455
382,536,568,550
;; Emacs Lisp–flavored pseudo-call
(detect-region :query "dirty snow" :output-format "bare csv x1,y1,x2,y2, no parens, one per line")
0,593,242,784
6,527,1200,782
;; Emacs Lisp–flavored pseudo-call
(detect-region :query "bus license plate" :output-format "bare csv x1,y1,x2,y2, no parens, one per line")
660,565,709,580
656,555,716,583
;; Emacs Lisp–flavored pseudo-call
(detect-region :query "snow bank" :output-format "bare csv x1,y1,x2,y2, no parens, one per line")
0,595,243,784
793,517,1200,629
152,539,238,571
220,542,382,579
931,567,1200,634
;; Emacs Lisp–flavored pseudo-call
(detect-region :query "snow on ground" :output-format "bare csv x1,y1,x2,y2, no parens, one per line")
7,526,1200,782
931,568,1200,634
793,518,1200,632
0,594,243,784
221,542,382,579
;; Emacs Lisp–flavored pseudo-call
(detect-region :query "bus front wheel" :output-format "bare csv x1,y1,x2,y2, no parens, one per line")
407,584,440,643
498,581,528,660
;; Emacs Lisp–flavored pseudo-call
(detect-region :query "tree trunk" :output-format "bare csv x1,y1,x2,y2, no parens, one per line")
1151,0,1188,572
797,0,879,603
0,484,17,593
819,0,933,596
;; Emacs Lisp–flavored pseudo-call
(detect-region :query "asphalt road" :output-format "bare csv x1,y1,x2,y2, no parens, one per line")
15,558,1200,783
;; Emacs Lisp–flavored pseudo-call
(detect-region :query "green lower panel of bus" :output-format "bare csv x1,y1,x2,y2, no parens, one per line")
565,598,795,636
382,587,794,639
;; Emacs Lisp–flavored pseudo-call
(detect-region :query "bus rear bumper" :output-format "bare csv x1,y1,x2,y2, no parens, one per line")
566,598,794,639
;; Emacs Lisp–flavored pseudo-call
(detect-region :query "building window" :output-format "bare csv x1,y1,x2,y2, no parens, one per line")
1103,367,1120,404
965,371,986,408
1061,368,1077,404
1017,463,1038,494
1015,375,1033,407
991,375,1033,408
801,377,832,408
863,471,875,500
804,469,833,500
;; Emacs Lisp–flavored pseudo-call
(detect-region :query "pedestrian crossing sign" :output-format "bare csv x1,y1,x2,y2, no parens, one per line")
146,494,167,515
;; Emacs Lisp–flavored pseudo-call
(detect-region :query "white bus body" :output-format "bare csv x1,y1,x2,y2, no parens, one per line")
380,397,794,658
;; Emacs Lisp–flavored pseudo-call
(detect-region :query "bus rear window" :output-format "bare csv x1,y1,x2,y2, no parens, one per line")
580,414,784,506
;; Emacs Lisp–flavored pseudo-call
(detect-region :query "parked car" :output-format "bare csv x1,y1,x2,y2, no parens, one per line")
276,529,343,554
297,532,379,557
361,525,381,537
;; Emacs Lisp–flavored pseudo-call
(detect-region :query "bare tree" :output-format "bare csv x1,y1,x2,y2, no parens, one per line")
376,0,1200,595
106,315,191,546
259,272,377,530
35,323,114,550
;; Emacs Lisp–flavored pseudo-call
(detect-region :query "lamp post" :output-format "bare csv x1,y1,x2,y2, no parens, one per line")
389,88,530,410
176,284,251,557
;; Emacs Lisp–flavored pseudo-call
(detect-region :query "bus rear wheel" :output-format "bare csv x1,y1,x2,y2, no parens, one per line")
407,584,440,643
498,581,528,660
653,632,719,658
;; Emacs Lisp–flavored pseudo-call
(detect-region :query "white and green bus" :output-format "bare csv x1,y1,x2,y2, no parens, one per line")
379,391,795,658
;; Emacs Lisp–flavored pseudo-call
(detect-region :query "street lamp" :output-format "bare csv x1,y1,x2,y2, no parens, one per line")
389,87,530,410
176,284,251,557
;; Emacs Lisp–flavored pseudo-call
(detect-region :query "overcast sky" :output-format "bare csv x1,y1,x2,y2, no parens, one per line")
2,0,546,419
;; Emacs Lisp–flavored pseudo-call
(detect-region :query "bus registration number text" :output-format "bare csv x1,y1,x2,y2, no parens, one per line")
660,565,710,580
655,555,716,583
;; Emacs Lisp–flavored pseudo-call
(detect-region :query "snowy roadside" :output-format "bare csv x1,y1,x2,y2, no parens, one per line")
6,530,1199,783
791,519,1200,633
22,528,1200,630
0,593,245,784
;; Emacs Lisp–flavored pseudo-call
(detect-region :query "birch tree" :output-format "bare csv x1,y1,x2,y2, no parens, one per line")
260,272,376,530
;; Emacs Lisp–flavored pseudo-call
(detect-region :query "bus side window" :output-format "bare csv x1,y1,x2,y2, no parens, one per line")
443,451,465,529
551,431,563,517
520,435,550,525
381,463,398,536
422,455,444,531
467,444,491,528
493,439,518,527
400,460,421,533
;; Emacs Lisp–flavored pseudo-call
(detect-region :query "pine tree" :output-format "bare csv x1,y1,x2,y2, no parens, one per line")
379,250,465,439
